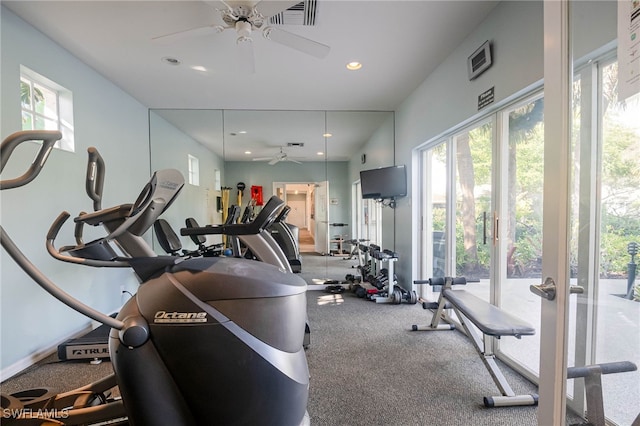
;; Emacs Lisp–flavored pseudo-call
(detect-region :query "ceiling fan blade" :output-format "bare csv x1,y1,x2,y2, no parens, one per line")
268,158,281,165
252,157,272,161
287,159,303,164
263,26,330,59
254,0,302,19
153,24,226,43
236,37,256,74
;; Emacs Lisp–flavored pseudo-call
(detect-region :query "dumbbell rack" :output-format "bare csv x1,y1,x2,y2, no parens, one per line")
369,249,400,303
349,243,417,304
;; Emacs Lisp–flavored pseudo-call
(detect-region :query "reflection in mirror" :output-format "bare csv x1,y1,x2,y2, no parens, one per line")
223,110,328,254
148,108,395,281
149,109,224,253
329,111,396,249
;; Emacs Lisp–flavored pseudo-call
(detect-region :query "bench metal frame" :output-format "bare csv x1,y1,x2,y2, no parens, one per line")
412,277,538,407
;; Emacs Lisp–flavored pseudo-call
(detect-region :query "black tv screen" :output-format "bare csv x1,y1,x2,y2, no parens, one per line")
360,165,407,199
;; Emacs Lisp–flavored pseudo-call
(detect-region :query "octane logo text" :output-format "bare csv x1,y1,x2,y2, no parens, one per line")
154,311,207,323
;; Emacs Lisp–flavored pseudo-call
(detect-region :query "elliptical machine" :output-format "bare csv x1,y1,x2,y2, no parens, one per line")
0,131,310,425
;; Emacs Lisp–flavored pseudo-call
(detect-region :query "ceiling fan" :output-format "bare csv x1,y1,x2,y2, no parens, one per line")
153,0,331,72
253,147,303,165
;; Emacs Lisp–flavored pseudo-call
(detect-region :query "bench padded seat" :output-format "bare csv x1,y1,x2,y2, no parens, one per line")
442,289,535,337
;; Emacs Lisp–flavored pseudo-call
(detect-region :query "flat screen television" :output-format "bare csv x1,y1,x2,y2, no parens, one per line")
360,165,407,199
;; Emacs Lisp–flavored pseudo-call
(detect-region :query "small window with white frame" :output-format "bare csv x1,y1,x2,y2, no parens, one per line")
214,169,221,191
188,154,200,186
20,65,74,152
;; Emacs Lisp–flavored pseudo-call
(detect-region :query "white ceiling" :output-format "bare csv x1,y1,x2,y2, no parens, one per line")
5,0,499,161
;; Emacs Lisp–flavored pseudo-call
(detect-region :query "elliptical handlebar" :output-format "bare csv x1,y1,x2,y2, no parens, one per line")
0,130,125,330
86,147,105,211
46,211,130,268
0,130,61,190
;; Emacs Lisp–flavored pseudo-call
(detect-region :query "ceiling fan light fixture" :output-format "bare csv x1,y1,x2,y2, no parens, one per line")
236,20,252,38
346,61,362,71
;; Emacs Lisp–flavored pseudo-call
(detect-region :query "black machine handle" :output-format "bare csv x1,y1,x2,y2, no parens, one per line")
47,211,130,268
414,276,480,286
0,130,61,190
275,205,291,222
181,195,285,237
483,211,487,245
2,226,124,330
86,147,106,211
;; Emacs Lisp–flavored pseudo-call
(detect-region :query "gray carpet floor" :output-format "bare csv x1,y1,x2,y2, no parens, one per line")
1,253,588,425
301,253,545,425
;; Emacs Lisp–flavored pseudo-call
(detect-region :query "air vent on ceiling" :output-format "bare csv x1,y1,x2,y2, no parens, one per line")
269,0,318,26
287,142,305,147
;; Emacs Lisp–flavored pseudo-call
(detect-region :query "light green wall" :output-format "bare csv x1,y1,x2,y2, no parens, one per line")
1,7,150,374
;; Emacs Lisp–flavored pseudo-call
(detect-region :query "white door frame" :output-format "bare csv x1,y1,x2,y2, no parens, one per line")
536,1,572,424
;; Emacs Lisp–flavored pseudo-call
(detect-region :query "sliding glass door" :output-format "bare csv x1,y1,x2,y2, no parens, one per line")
417,51,639,424
453,120,494,302
418,119,494,302
564,56,640,425
497,94,545,376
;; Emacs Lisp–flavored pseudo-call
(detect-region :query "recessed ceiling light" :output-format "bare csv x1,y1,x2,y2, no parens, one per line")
191,65,207,72
323,133,332,138
346,61,362,71
317,152,324,156
238,130,247,134
162,57,181,66
244,151,252,155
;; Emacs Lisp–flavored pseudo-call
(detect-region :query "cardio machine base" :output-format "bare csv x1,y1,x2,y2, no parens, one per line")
57,313,118,361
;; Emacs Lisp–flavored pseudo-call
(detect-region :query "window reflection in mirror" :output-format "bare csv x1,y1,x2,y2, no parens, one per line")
149,109,224,253
148,109,395,281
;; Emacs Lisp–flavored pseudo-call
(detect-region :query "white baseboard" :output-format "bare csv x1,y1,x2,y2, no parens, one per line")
1,324,92,382
1,310,120,381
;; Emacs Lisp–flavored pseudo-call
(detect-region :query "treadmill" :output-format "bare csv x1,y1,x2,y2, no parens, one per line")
268,206,302,273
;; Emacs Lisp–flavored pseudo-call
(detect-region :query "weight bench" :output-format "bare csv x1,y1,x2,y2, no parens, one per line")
411,276,538,407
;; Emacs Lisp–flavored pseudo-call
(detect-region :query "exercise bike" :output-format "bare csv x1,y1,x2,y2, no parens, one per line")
0,130,310,425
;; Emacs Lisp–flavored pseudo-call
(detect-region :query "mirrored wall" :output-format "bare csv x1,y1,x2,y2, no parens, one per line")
149,108,395,278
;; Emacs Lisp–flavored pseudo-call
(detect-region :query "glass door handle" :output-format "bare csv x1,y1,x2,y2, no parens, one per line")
482,212,487,245
530,277,557,300
530,277,584,300
569,285,584,294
